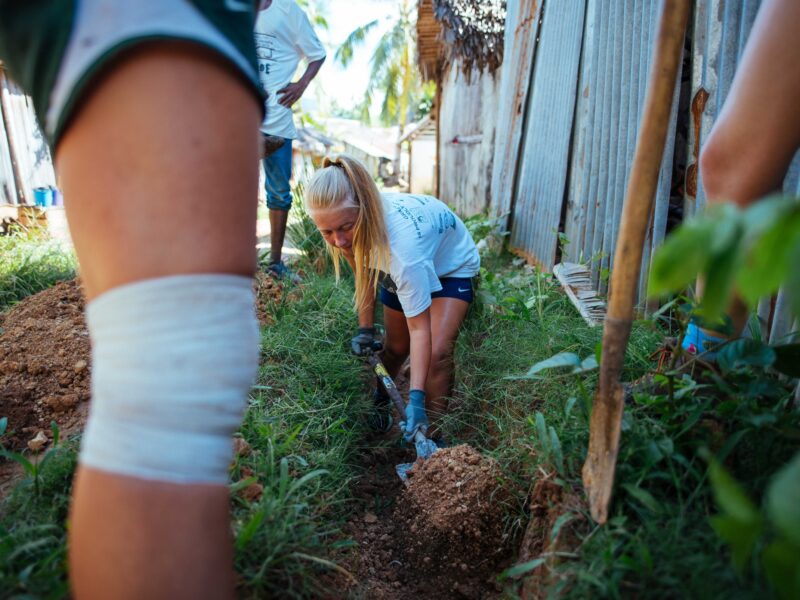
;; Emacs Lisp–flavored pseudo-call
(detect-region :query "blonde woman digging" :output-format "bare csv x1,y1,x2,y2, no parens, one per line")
305,155,480,445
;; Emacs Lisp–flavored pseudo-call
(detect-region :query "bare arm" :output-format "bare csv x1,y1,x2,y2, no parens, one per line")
406,309,432,391
277,57,325,108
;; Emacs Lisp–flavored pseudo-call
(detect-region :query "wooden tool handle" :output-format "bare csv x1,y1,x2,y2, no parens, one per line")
583,0,691,525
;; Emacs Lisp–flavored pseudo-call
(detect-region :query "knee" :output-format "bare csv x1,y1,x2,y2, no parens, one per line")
699,130,742,205
430,343,454,372
384,339,409,362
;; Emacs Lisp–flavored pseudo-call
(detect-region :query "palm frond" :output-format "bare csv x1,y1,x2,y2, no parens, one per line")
335,19,379,67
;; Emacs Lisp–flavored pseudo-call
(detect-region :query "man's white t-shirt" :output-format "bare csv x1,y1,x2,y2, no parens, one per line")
381,193,481,317
254,0,326,139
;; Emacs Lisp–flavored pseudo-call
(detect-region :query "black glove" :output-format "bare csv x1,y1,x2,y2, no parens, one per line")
351,327,383,356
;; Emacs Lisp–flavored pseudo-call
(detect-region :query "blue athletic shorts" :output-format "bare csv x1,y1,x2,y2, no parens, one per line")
380,277,474,313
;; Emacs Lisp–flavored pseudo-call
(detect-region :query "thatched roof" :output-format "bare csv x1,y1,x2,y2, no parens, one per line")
416,0,506,81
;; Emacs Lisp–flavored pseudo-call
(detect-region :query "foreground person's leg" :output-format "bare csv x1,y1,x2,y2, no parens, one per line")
60,43,261,600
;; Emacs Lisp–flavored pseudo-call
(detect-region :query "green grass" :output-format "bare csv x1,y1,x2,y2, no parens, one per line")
0,232,795,599
0,229,77,311
233,272,370,598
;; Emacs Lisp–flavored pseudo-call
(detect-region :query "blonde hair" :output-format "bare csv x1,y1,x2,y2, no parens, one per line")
305,154,390,314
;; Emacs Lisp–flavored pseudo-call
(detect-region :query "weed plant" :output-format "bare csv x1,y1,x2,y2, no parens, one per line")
0,428,77,598
0,228,76,311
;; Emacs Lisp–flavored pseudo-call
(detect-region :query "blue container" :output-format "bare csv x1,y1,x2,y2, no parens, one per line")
52,187,63,207
33,187,52,207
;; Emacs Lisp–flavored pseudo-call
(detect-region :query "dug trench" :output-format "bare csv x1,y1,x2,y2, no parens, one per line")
0,275,581,598
340,441,519,599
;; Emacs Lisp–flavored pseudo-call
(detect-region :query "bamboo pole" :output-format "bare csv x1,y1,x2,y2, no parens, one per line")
582,0,691,524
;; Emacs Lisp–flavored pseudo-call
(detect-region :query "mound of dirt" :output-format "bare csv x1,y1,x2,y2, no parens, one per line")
0,279,90,452
343,444,517,599
399,445,515,595
0,271,287,453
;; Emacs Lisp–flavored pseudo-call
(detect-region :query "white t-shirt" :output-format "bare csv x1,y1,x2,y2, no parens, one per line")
254,0,326,139
382,193,481,317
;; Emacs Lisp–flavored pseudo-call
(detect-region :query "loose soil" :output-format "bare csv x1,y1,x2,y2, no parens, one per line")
0,279,90,454
0,272,287,491
341,442,518,599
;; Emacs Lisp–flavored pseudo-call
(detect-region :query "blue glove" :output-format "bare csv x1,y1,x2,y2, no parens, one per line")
400,389,429,442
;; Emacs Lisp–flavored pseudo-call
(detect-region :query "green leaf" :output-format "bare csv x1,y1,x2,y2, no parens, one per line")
50,420,60,448
230,476,258,494
766,452,800,547
711,514,762,573
0,416,7,437
737,209,800,306
708,460,761,525
762,539,800,600
0,448,35,475
235,509,265,550
698,240,742,322
622,484,661,513
717,339,776,373
535,412,549,456
788,238,800,320
649,217,716,297
564,397,577,417
550,512,577,544
525,352,581,377
501,557,546,579
548,426,564,474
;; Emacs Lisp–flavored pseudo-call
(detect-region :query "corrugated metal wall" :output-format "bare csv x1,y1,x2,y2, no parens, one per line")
490,0,543,225
480,0,796,338
437,63,501,216
510,0,587,269
563,0,679,302
0,70,56,205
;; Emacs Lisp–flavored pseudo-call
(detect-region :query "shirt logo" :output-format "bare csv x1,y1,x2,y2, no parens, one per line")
457,287,470,293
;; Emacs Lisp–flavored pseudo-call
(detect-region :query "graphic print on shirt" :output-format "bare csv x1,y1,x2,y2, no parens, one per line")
389,195,457,238
254,32,276,87
390,198,426,239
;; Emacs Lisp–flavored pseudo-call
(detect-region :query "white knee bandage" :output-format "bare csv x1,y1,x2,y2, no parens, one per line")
80,274,259,484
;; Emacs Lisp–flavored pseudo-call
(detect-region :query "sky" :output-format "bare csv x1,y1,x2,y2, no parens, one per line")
302,0,398,116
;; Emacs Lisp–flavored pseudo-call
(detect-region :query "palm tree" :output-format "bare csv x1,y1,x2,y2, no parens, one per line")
335,0,421,135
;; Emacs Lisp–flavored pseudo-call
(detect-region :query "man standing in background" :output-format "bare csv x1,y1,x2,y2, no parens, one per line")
256,0,326,280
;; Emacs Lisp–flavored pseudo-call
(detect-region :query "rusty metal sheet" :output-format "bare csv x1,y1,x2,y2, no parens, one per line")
508,0,587,268
489,0,544,226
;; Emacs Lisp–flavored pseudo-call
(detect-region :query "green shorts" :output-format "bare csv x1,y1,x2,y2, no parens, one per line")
0,0,264,148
